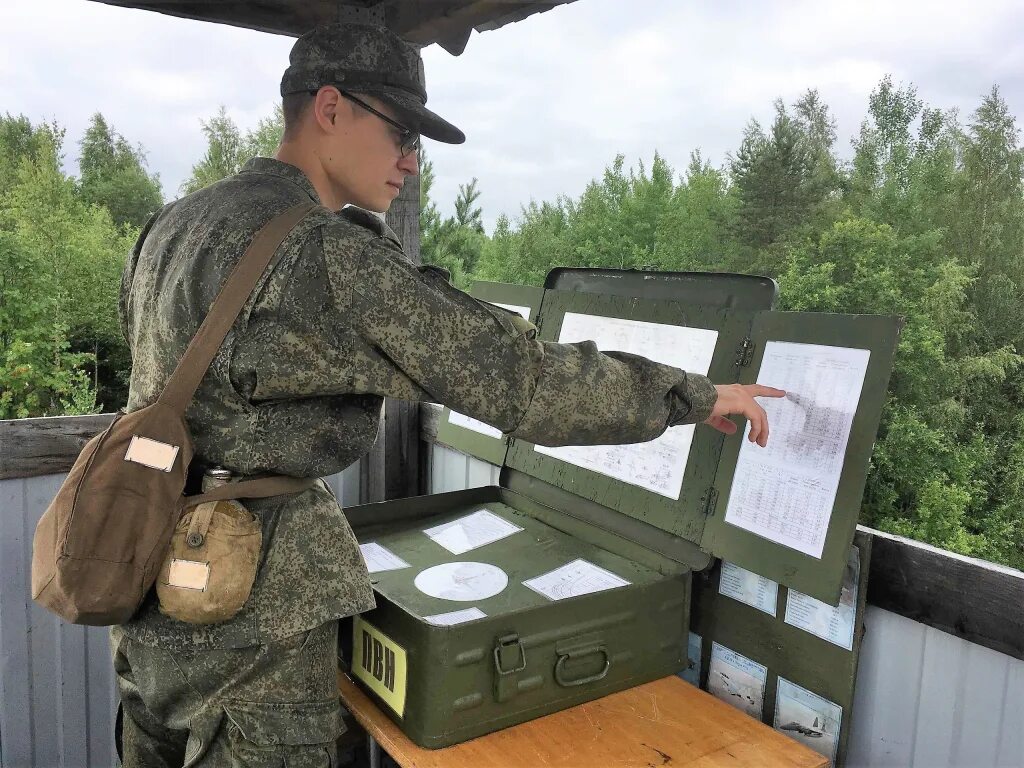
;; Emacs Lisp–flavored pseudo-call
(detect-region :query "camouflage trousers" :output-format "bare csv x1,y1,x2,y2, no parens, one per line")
110,621,345,767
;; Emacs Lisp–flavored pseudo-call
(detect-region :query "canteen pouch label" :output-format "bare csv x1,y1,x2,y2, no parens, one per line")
165,559,210,591
353,617,408,717
124,435,180,472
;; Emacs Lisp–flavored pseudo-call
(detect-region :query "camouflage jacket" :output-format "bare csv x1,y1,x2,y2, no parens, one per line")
118,157,718,649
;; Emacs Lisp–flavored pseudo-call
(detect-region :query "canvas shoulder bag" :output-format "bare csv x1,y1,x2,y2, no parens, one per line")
31,201,318,626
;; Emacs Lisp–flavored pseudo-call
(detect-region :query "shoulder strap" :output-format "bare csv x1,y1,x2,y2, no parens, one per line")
158,202,317,413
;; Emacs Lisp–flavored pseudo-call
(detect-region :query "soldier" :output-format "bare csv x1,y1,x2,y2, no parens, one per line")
111,21,784,768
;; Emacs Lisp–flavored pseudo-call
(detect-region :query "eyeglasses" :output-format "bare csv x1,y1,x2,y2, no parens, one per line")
328,89,421,157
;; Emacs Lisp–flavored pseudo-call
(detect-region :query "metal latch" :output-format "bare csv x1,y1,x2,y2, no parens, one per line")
736,337,755,367
493,633,527,676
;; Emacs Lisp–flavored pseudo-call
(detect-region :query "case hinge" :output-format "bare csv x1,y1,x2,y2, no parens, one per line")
700,487,719,517
736,337,755,367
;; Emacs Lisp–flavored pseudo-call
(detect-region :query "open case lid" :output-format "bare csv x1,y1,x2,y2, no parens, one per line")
545,267,779,308
436,271,900,603
434,281,544,465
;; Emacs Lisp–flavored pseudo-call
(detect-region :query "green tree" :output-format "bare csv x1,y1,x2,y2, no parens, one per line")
0,118,128,416
181,106,285,194
78,113,163,229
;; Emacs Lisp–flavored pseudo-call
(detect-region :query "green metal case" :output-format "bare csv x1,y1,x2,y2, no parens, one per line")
342,269,900,749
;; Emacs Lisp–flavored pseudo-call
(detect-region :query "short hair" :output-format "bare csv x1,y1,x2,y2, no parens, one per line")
282,91,315,140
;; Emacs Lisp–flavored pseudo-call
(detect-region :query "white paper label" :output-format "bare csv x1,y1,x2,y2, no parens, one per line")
719,561,779,616
124,435,180,472
775,678,842,764
784,546,860,650
708,642,768,719
724,341,870,558
535,313,718,500
414,562,508,602
164,559,210,591
523,558,630,601
424,607,487,626
359,543,411,574
447,304,532,438
424,509,523,555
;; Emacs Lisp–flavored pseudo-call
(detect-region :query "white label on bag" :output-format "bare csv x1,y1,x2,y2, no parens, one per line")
124,435,180,472
165,559,210,591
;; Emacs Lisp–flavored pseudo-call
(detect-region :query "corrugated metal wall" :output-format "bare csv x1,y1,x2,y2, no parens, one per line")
0,462,362,768
427,443,1024,768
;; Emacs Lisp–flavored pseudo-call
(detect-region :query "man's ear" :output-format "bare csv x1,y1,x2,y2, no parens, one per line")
313,88,342,133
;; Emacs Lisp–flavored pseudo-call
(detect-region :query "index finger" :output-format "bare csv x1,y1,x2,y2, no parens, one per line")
753,385,786,398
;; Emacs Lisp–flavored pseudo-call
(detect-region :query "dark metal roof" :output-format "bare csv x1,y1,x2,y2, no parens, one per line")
85,1,578,55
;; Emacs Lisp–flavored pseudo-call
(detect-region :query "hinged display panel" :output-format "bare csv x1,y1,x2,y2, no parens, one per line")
701,311,901,603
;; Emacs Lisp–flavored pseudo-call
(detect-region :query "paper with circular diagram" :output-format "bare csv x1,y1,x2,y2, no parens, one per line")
523,558,630,601
414,562,508,602
774,677,842,764
447,303,533,438
534,313,719,500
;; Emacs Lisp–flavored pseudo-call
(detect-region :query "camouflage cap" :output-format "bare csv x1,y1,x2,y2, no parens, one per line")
281,22,465,144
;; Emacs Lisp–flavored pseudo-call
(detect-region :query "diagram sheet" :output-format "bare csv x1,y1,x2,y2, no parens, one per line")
424,510,522,555
535,313,719,499
523,559,630,601
423,607,487,626
447,303,532,438
359,543,410,574
414,562,508,602
724,341,870,558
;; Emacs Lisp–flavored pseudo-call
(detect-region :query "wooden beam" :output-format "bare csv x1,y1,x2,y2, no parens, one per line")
0,414,115,480
866,528,1024,661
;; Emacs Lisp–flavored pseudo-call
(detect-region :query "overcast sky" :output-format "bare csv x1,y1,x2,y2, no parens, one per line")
2,0,1022,231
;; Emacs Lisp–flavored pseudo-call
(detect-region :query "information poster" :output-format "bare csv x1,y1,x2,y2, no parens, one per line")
774,678,842,764
708,642,767,719
719,561,779,616
536,313,719,500
447,303,533,438
785,546,860,650
724,341,870,558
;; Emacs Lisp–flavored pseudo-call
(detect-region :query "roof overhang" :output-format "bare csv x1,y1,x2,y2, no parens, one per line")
85,1,578,55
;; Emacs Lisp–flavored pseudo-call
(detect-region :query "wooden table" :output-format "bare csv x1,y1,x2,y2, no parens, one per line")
338,673,829,768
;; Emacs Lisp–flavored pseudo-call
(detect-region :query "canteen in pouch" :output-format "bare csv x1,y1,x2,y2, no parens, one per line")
157,497,261,624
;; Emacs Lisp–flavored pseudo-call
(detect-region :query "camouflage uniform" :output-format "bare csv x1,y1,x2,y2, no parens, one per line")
113,22,718,768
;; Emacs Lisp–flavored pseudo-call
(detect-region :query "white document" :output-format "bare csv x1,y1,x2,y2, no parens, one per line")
724,341,870,558
785,546,860,650
359,543,410,574
708,642,768,719
535,313,719,500
414,562,508,602
719,561,779,616
523,558,630,601
775,678,842,764
424,510,523,555
424,607,487,626
447,304,532,439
